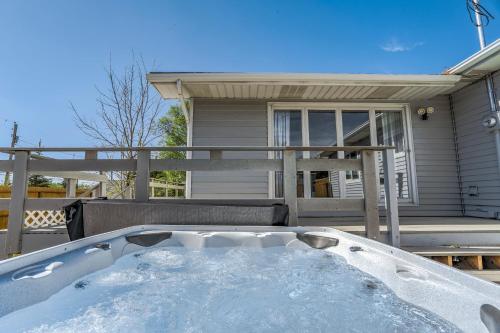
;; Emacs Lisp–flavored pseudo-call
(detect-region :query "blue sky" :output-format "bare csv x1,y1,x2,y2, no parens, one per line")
0,0,499,148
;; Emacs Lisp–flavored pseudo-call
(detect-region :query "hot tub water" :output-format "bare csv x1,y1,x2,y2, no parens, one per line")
0,246,460,333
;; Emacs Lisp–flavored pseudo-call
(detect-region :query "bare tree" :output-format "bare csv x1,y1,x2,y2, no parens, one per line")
72,56,163,198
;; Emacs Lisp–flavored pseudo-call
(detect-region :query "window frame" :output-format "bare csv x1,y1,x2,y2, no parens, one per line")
267,102,418,206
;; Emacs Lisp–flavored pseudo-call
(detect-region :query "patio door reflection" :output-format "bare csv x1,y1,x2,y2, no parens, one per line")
376,111,410,199
273,110,303,198
308,111,338,198
342,111,370,198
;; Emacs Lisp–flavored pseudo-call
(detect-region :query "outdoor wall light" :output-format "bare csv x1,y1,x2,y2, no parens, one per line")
482,115,498,128
416,106,434,120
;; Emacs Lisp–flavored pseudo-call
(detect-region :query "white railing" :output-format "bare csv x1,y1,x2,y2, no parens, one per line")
149,179,184,198
24,210,66,229
0,146,399,256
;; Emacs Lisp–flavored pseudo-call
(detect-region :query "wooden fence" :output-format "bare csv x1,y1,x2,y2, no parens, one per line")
0,186,89,229
0,146,400,257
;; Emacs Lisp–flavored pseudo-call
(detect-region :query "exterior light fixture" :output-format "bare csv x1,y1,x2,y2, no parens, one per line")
417,106,434,120
482,115,498,128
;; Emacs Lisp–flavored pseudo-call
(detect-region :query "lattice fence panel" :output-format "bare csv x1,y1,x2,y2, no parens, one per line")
24,210,66,229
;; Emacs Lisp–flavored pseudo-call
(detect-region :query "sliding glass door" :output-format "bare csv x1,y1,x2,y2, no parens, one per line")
308,111,338,198
271,104,415,203
376,111,410,200
273,110,303,198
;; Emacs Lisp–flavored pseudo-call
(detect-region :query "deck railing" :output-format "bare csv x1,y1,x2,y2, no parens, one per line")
0,146,400,256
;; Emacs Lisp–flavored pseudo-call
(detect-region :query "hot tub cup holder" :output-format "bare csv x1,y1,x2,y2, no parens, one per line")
12,261,63,281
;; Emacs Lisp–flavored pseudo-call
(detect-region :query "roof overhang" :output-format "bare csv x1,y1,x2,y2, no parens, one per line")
446,39,500,78
147,73,462,101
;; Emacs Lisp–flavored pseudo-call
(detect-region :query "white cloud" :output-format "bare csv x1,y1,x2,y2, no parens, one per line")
380,39,424,52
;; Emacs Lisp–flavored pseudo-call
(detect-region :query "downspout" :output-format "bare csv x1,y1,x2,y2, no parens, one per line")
473,0,500,193
448,95,466,216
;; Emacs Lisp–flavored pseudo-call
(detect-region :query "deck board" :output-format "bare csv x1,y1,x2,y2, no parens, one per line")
299,216,500,233
403,246,500,256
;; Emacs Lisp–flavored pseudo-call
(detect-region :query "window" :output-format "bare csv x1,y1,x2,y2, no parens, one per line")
269,103,416,203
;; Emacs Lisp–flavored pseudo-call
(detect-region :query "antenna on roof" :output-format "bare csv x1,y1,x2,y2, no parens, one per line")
466,0,495,49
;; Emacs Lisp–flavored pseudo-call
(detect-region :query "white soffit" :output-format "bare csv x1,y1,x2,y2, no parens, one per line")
147,73,462,101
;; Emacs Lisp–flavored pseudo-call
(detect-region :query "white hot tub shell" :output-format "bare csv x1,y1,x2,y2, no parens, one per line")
0,225,499,332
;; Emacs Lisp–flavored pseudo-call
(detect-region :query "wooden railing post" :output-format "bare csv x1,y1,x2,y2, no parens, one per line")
209,149,222,160
5,151,29,256
135,150,150,202
361,150,380,241
65,178,77,198
283,149,298,226
382,149,400,247
98,181,107,197
84,150,106,197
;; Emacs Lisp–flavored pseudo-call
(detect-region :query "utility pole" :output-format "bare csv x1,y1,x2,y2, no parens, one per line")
3,122,18,186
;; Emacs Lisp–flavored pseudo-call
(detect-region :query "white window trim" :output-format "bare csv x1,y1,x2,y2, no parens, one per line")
267,102,419,206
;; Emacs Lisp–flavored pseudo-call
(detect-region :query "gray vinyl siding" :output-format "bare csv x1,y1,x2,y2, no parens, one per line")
191,100,268,199
451,72,500,218
191,97,462,217
399,96,462,216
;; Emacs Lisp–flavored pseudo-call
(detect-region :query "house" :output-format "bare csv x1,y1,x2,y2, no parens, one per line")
148,39,500,221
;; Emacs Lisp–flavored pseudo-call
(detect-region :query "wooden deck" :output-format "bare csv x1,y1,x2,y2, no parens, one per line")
301,216,500,233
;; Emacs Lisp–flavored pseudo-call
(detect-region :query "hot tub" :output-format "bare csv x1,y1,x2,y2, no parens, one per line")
0,225,498,332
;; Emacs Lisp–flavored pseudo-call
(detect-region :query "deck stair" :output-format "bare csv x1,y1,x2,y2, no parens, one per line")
404,246,500,283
